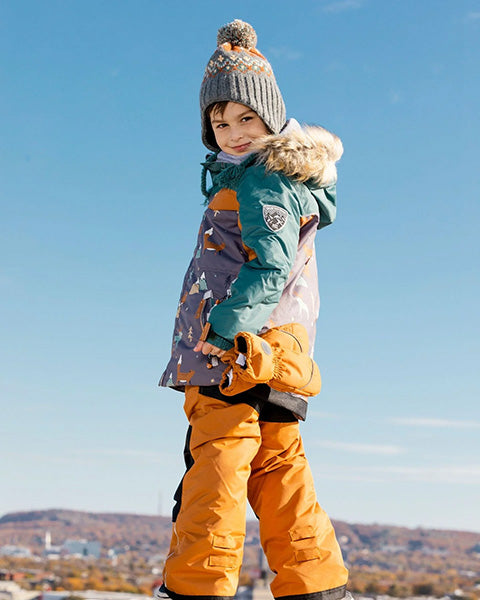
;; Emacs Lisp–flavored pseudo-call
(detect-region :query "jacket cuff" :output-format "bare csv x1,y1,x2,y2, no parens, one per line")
206,329,234,350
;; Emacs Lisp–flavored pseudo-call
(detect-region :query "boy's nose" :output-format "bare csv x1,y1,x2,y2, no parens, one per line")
230,128,243,141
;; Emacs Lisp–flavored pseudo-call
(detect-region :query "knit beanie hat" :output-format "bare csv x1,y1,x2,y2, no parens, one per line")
200,19,286,152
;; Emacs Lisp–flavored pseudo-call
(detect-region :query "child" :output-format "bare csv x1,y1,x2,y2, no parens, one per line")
158,19,349,600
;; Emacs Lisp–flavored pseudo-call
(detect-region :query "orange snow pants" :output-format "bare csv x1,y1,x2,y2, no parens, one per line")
162,386,348,600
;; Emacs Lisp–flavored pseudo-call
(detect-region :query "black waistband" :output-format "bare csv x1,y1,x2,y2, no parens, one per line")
198,385,298,422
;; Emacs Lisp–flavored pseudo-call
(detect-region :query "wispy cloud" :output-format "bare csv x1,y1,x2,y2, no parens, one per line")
363,465,480,485
465,11,480,22
321,0,364,14
315,440,404,455
308,411,342,419
268,46,303,61
5,448,178,465
323,61,346,73
315,464,480,485
389,417,480,429
389,90,402,104
0,274,13,288
81,448,175,463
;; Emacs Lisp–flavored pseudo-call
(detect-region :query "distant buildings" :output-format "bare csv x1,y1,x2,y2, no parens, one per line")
0,533,102,561
42,531,101,559
62,539,101,559
0,548,31,559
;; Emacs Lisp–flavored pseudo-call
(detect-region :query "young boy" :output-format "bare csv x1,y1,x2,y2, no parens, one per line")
158,19,349,600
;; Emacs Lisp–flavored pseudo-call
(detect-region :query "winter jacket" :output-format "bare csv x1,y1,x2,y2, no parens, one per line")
159,124,343,419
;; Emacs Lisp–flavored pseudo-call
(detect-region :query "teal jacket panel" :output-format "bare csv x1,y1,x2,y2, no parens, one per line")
208,165,315,342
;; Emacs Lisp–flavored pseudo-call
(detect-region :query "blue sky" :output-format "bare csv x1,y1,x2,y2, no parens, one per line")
1,0,479,533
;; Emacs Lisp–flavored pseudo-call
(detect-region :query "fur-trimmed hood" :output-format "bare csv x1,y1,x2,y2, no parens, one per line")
252,119,343,188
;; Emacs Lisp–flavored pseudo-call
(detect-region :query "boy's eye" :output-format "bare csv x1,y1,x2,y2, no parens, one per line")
216,123,227,129
242,116,253,122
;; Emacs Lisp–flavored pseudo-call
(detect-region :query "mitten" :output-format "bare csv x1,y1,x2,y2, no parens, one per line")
219,331,274,395
262,324,321,397
219,323,321,397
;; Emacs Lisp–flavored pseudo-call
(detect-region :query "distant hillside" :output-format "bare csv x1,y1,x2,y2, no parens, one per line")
0,509,173,553
332,519,480,554
1,508,480,558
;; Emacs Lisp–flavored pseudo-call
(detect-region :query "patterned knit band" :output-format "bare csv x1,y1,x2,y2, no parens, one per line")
200,19,286,152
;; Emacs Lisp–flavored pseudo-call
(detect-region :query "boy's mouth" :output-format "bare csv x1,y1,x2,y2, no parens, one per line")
231,142,251,153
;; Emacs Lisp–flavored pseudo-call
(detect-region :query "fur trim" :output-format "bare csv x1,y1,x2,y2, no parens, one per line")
253,125,343,187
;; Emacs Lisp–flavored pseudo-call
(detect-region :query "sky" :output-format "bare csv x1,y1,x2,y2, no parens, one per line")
1,0,479,534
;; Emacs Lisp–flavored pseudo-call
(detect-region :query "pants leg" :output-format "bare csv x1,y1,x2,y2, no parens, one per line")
162,386,262,599
248,420,349,600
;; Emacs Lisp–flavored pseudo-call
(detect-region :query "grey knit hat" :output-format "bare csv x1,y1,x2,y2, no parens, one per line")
200,19,286,152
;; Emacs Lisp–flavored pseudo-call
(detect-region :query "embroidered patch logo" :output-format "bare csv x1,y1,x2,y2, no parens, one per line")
263,205,288,232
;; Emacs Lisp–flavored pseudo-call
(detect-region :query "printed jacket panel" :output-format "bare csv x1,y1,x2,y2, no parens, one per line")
159,125,343,414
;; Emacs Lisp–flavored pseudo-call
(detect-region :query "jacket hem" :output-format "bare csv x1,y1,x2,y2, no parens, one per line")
158,380,185,393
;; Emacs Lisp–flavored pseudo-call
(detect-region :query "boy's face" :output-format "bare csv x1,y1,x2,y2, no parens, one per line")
210,102,270,156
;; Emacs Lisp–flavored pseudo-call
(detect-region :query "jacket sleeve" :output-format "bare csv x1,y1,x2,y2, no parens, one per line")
206,166,301,344
316,183,337,229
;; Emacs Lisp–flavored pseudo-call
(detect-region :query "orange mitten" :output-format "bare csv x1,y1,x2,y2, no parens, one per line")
219,323,321,397
219,331,274,395
262,324,321,397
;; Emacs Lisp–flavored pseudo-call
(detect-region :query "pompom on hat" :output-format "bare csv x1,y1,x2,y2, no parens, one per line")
200,19,286,152
217,19,257,48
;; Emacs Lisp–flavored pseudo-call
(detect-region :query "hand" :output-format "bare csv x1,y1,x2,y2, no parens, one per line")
194,340,226,358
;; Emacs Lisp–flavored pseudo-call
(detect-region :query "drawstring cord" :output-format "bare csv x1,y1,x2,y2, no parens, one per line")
201,154,257,203
201,162,209,200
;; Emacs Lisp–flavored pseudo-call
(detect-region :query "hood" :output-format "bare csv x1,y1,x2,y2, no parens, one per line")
252,120,343,188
